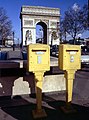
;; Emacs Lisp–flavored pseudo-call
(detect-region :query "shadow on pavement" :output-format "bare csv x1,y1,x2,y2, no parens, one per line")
1,95,89,120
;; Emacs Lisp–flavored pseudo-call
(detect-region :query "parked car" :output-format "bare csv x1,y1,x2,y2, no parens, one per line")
0,45,5,48
81,55,89,68
5,45,12,48
50,45,58,57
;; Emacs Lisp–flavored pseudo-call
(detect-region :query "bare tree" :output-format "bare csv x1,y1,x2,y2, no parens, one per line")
81,4,89,30
60,19,68,41
0,7,12,45
61,4,85,44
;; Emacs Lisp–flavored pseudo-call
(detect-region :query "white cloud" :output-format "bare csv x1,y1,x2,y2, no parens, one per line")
72,3,80,11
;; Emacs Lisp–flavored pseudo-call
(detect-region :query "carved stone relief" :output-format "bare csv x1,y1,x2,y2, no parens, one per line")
24,20,33,26
25,30,32,45
50,22,57,27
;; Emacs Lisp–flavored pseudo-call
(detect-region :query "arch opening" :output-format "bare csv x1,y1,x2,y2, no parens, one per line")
36,22,47,44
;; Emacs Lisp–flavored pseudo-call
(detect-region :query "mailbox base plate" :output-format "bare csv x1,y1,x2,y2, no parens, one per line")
32,109,47,119
60,105,76,114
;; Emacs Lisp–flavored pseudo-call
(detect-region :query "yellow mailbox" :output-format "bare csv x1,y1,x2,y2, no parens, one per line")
58,44,81,113
59,44,81,70
27,44,50,118
27,44,50,72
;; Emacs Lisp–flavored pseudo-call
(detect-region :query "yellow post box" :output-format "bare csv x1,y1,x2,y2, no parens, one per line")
58,44,81,113
27,44,50,72
27,44,50,118
59,44,81,70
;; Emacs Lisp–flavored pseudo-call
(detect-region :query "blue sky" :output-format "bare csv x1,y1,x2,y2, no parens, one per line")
0,0,88,42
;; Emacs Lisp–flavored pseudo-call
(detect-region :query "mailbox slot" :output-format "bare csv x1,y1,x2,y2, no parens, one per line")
32,50,46,55
32,50,46,52
66,50,79,55
66,50,78,52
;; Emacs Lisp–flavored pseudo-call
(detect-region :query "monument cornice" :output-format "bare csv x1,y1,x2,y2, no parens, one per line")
22,5,60,11
21,12,60,17
20,6,60,17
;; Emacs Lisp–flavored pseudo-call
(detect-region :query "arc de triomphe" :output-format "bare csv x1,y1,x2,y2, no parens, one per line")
20,6,60,46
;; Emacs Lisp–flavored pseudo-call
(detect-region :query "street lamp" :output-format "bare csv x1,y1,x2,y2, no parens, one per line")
88,0,89,27
13,31,15,51
39,28,43,44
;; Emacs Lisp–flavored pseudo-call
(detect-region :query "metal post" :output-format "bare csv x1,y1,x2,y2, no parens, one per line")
88,0,89,27
32,71,47,119
13,31,15,51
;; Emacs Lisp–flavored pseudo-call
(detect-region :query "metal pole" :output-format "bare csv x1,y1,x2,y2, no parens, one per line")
13,31,15,51
88,0,89,27
18,38,19,47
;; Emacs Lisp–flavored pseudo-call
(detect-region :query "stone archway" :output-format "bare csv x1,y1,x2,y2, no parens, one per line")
36,21,47,44
20,6,60,46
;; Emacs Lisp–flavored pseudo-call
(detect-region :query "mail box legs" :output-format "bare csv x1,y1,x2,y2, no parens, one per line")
65,70,74,104
32,72,47,119
61,70,76,113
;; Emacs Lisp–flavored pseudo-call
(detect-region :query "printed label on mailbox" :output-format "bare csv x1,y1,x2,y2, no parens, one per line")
70,55,74,62
37,56,42,64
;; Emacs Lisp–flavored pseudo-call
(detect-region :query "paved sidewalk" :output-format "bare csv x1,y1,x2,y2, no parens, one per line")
0,92,89,120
